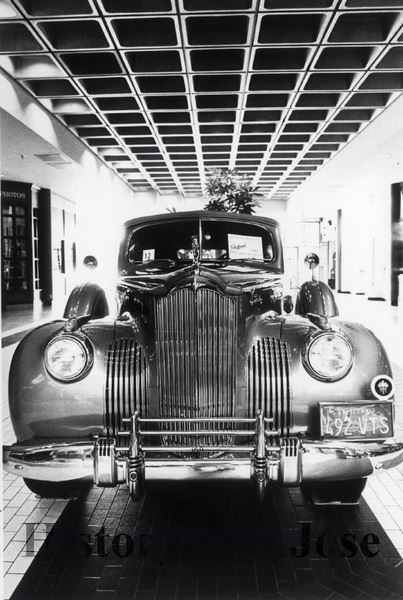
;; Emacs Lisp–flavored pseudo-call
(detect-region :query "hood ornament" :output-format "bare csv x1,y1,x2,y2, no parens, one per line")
191,235,200,265
191,235,201,289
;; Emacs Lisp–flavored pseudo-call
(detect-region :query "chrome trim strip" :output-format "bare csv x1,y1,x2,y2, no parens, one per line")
139,446,256,452
145,461,251,481
247,337,291,435
139,430,256,436
125,417,258,423
105,339,147,443
119,429,279,436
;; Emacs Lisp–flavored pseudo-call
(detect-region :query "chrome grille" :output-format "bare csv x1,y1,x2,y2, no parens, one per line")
247,337,291,435
153,287,239,445
105,338,147,443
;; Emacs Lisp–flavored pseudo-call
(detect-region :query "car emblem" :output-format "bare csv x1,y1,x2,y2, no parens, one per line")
370,375,394,400
378,380,389,394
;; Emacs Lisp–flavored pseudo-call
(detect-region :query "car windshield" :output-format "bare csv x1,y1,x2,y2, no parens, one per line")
127,218,275,264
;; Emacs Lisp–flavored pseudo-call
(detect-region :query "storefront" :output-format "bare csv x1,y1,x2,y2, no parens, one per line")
1,179,76,311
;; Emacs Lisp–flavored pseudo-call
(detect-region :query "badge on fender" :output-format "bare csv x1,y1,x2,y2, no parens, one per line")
370,375,394,400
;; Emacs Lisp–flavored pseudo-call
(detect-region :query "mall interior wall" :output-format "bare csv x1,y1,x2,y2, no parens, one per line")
287,93,403,304
0,70,147,293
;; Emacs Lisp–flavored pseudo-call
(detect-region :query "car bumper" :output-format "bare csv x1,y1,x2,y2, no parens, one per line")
3,438,403,484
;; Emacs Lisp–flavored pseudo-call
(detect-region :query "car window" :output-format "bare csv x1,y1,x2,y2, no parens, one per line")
127,219,199,263
127,218,275,264
201,220,275,261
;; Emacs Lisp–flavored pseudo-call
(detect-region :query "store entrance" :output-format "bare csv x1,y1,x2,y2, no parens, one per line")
1,182,33,306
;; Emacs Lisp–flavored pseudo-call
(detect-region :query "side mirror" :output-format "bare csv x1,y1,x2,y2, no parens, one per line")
304,253,319,270
83,255,98,269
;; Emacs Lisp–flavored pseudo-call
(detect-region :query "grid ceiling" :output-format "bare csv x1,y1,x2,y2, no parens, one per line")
1,0,403,201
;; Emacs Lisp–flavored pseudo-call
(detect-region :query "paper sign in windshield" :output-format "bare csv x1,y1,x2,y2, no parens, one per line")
228,234,263,260
142,249,155,262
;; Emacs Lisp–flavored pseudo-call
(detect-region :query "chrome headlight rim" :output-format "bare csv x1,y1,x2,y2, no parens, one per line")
44,333,93,383
303,331,353,382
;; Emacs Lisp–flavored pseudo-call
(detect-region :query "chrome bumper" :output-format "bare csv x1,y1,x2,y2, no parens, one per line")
4,440,403,481
3,442,94,482
3,414,403,495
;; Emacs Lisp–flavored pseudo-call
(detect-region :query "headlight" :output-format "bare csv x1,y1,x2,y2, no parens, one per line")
304,332,353,381
44,335,92,382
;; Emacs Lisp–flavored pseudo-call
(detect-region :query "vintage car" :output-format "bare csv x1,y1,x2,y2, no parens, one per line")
4,211,403,505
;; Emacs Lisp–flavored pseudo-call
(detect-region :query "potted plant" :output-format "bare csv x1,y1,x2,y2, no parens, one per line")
204,168,261,214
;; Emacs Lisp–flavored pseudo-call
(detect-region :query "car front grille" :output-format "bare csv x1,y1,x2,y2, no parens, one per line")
247,337,291,436
105,297,292,450
105,338,147,443
153,287,239,446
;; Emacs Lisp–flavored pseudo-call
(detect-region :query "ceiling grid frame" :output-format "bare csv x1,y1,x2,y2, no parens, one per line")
1,0,403,200
0,3,159,192
251,1,347,194
228,0,263,173
174,0,206,196
264,8,403,198
93,1,186,195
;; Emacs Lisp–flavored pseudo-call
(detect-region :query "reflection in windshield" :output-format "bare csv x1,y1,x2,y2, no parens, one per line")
127,218,275,265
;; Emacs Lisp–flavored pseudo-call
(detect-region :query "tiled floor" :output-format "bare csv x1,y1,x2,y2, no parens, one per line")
363,468,403,555
2,294,403,599
2,474,68,599
7,480,403,600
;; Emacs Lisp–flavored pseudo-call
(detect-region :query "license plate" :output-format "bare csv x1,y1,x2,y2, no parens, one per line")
320,402,393,440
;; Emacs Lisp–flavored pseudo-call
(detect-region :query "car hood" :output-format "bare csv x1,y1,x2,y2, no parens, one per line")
118,262,282,297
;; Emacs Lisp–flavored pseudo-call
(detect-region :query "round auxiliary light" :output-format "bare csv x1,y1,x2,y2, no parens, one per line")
305,332,353,382
44,335,92,382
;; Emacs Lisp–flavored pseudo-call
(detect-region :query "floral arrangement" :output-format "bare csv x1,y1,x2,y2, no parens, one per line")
204,168,261,214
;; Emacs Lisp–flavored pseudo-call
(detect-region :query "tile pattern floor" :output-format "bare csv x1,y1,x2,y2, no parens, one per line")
363,467,403,556
7,480,403,600
2,295,403,599
2,474,68,599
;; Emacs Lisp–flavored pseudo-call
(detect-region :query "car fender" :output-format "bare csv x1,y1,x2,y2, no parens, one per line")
295,280,339,318
8,318,141,442
254,315,392,436
64,282,109,320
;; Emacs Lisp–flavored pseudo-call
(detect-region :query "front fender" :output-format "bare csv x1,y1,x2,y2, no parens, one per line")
8,318,140,442
64,282,109,320
295,280,338,318
255,315,392,436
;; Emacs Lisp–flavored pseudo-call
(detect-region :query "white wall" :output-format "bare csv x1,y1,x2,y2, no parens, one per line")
0,69,153,289
287,93,403,302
